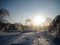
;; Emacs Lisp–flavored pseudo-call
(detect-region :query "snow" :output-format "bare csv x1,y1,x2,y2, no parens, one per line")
0,32,20,36
0,30,57,45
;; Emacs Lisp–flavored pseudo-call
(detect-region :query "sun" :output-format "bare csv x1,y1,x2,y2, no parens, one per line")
32,16,45,26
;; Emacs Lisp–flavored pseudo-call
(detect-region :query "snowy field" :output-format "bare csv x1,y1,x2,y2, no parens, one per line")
0,30,59,45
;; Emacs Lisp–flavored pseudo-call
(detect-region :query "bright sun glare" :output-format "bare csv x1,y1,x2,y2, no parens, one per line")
33,16,45,26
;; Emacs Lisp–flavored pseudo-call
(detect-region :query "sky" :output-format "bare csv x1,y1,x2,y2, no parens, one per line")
0,0,60,24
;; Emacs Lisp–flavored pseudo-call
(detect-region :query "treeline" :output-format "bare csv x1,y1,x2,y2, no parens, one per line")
0,22,32,32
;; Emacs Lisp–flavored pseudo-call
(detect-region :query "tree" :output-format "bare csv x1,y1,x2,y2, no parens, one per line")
25,19,33,30
53,15,60,41
52,15,60,27
0,8,10,23
25,19,31,25
49,15,60,41
0,8,10,32
43,17,52,29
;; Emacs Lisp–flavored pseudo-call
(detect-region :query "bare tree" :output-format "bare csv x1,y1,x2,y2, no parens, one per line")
0,8,10,32
25,19,31,25
0,8,10,23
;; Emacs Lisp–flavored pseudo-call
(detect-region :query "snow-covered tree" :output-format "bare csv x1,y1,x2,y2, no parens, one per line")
0,8,10,23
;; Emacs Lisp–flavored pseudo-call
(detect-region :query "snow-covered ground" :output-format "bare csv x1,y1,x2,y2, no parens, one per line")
0,32,20,35
0,30,58,45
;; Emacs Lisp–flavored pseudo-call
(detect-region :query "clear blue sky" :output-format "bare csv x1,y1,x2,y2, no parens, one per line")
0,0,60,24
